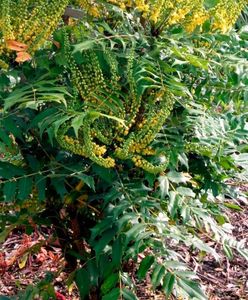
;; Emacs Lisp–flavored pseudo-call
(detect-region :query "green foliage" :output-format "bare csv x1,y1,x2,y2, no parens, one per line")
0,1,248,299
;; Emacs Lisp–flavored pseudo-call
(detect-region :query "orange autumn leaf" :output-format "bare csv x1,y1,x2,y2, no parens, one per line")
15,51,32,63
6,40,28,51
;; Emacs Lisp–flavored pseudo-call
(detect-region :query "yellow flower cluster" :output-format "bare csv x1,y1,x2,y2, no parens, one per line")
210,0,247,33
0,0,69,64
102,0,246,33
73,0,101,17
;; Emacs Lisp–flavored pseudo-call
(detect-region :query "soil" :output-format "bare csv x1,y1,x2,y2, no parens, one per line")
0,186,247,300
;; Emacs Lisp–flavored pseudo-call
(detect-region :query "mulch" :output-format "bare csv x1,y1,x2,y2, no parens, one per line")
0,186,247,299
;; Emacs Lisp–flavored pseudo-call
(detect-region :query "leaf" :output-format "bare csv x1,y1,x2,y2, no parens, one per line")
101,273,119,295
0,225,16,243
17,177,33,201
159,176,169,198
94,228,117,256
72,40,95,54
167,171,191,184
151,264,166,288
125,223,145,245
168,191,180,219
176,187,195,198
75,268,91,300
35,175,46,201
162,272,175,298
121,288,138,300
112,236,123,267
15,52,32,63
6,40,28,51
3,181,17,201
71,114,86,138
224,202,242,211
86,260,99,286
177,278,207,300
76,174,95,191
223,241,233,260
137,255,155,280
102,288,120,300
18,253,29,269
204,0,218,9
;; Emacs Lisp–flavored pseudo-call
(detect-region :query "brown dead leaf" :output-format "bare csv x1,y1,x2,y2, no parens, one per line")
6,40,28,51
53,40,61,49
15,51,32,63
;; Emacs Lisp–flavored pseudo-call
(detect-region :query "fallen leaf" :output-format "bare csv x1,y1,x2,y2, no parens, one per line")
6,40,28,51
18,253,29,269
15,51,32,63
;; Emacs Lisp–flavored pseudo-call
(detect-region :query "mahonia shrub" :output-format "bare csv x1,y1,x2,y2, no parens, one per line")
0,0,248,299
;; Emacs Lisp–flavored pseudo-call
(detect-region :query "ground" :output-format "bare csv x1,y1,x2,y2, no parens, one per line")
0,186,247,300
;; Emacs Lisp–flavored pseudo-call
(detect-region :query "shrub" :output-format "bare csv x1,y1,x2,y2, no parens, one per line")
0,1,248,299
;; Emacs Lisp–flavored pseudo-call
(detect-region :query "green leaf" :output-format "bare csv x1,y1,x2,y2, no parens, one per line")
151,264,166,288
125,223,145,245
112,236,124,267
102,288,120,300
101,273,119,295
3,181,17,201
137,255,155,280
159,176,169,198
168,191,180,219
86,260,99,286
223,241,233,260
35,175,46,201
94,227,118,256
76,174,95,191
71,113,86,138
73,40,95,53
0,225,16,243
204,0,218,9
75,268,91,300
167,171,191,184
224,202,242,211
177,278,207,300
17,177,33,201
162,272,175,298
121,288,138,300
176,187,195,198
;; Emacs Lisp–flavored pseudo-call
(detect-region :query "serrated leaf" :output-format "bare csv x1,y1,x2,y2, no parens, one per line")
137,255,155,280
125,223,145,245
94,227,117,255
176,187,195,198
167,171,191,184
168,191,180,219
71,114,86,138
76,174,95,191
72,40,95,53
159,176,169,198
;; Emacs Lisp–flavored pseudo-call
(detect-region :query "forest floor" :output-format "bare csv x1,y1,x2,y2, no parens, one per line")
0,185,247,300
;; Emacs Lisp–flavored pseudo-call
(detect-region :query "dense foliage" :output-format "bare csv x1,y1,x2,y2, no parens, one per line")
0,0,248,299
